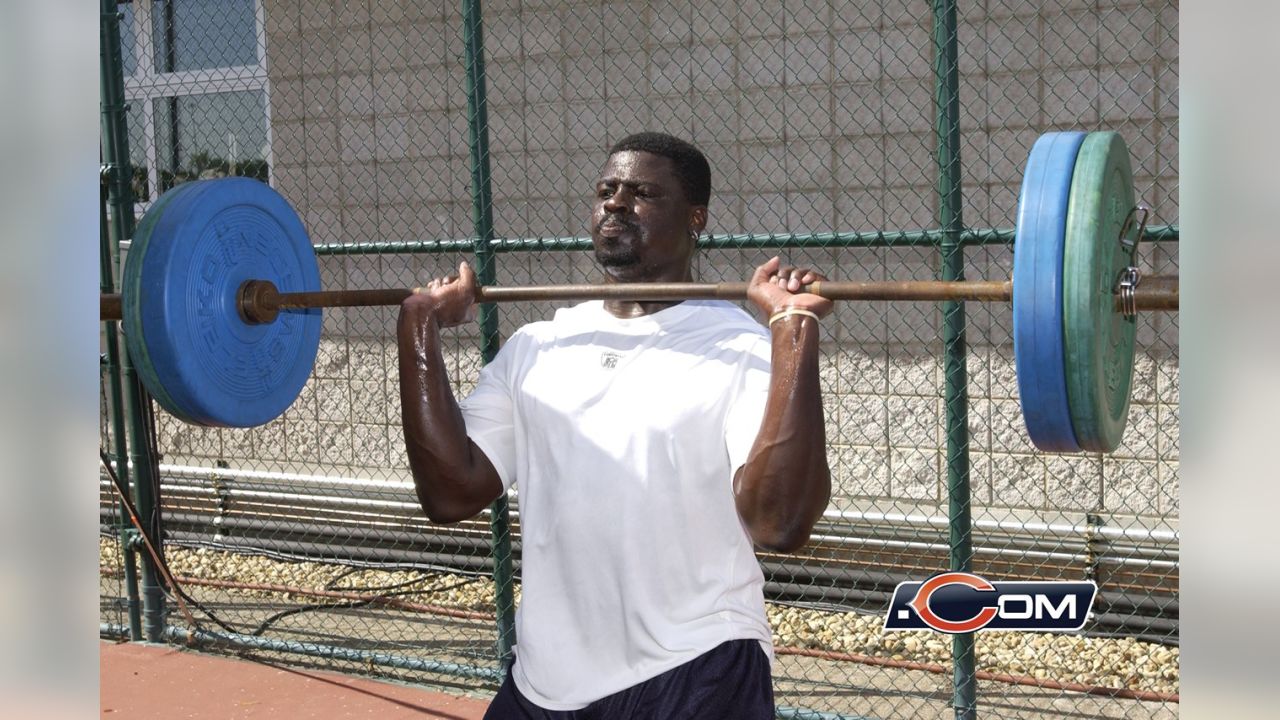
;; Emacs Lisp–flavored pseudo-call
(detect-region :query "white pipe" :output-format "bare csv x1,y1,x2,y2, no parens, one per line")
821,507,1179,544
106,462,1176,546
800,532,1177,570
159,462,416,492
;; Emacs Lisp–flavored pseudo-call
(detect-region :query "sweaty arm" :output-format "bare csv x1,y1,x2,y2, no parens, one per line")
734,256,834,552
397,261,504,523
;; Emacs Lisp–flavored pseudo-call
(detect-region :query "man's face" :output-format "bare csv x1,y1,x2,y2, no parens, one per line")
590,150,706,283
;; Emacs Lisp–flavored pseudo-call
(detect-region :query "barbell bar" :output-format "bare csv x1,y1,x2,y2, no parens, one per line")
99,277,1177,326
99,130,1178,453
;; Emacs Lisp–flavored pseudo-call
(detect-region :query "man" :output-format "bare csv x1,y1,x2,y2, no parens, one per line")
397,132,832,718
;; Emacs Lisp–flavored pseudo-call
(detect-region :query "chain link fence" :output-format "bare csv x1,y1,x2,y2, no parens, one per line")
101,1,1178,718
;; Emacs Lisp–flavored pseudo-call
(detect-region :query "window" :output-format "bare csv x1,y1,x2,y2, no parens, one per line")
117,0,271,208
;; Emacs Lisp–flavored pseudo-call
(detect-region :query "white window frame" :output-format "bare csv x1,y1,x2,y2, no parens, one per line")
120,0,273,213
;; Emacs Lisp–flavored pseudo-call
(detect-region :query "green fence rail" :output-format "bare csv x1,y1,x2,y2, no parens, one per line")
306,225,1178,257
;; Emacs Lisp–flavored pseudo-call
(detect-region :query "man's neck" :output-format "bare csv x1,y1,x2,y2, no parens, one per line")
602,298,685,318
598,266,693,318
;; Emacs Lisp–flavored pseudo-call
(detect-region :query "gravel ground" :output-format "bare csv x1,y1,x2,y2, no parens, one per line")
100,539,1178,697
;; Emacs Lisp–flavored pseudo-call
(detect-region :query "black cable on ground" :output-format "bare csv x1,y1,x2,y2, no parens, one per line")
250,578,487,636
99,484,489,640
100,448,242,636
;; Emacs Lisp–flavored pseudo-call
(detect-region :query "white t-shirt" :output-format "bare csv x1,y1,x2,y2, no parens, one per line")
458,299,775,710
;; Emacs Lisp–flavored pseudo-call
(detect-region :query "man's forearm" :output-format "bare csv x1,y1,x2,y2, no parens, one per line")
734,315,832,552
397,309,501,522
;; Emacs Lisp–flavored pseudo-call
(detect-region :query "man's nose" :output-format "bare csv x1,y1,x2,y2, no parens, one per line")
602,188,630,213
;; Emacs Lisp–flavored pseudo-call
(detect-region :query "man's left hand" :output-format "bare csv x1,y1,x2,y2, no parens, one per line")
746,256,834,321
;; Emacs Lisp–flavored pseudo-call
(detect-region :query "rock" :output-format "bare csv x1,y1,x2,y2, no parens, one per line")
98,539,1181,695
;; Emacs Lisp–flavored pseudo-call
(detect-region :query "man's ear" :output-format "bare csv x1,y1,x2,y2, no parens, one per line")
689,205,707,235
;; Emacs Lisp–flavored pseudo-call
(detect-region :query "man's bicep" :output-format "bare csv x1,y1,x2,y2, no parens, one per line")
464,438,508,503
464,420,516,491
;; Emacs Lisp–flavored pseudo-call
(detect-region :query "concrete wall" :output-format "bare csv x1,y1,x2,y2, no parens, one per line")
155,0,1180,524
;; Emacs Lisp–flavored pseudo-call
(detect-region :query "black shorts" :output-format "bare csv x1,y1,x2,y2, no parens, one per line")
483,639,775,720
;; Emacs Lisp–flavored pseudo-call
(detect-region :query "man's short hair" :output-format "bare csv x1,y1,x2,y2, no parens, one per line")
608,132,711,206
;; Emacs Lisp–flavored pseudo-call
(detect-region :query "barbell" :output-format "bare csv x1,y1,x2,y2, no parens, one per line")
99,130,1178,453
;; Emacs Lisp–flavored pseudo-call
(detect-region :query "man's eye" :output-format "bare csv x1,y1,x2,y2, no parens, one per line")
597,188,613,199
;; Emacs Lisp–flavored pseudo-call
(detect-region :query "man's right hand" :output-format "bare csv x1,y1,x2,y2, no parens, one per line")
401,261,478,328
395,258,503,523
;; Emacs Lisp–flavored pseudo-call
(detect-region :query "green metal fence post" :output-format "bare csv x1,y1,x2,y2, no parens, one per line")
100,181,142,640
933,1,977,718
460,0,517,670
101,0,166,642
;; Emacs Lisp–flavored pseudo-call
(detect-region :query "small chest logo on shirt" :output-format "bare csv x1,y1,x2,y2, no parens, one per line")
600,352,621,369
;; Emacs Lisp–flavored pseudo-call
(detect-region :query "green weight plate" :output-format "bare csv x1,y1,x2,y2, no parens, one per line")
1063,132,1138,453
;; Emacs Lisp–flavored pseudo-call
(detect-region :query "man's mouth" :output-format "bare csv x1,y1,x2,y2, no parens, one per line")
597,218,634,237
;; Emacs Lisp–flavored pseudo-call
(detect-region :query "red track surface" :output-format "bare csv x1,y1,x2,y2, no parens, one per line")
100,640,491,719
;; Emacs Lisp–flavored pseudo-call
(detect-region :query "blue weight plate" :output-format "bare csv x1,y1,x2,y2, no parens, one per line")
123,181,201,416
122,177,321,427
1013,131,1086,452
